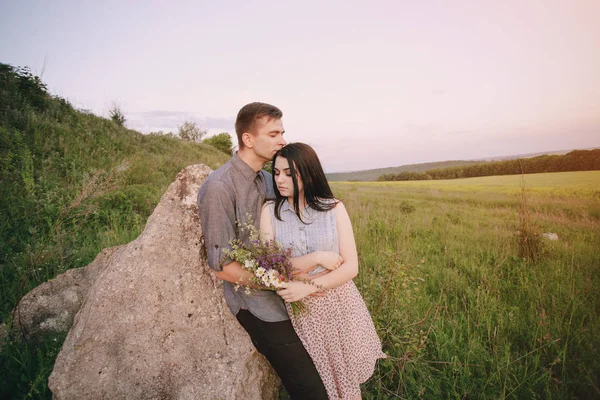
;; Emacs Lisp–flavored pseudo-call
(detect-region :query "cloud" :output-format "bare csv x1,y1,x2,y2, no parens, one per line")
126,111,235,134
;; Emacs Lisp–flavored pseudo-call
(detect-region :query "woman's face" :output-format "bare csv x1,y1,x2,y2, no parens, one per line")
274,156,303,198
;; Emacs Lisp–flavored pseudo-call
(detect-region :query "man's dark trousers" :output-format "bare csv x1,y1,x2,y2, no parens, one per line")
236,309,328,400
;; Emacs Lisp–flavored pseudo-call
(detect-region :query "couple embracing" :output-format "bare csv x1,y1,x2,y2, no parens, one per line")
197,102,385,400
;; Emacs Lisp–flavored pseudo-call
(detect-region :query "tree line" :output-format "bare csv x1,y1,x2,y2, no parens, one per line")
377,149,600,181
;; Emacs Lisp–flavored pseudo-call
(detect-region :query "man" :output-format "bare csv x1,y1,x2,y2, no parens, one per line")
197,102,328,399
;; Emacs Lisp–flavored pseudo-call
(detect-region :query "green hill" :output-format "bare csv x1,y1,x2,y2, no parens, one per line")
0,63,230,315
376,149,600,181
326,160,483,181
0,63,230,398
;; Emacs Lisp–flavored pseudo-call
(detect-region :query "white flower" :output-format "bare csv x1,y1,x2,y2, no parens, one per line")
244,259,257,270
261,275,271,286
272,278,284,288
265,270,284,287
255,267,267,277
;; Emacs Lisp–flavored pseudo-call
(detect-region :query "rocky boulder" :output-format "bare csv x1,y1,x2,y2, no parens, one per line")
11,246,121,340
48,164,280,400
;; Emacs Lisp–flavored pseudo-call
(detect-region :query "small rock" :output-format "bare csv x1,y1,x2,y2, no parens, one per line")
10,246,120,340
542,232,559,241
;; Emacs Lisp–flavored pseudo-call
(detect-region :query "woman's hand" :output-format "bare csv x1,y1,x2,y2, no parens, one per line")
316,251,343,271
277,281,318,302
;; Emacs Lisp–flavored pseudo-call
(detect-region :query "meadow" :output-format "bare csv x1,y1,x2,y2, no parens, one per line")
333,171,600,399
3,63,598,399
353,170,600,198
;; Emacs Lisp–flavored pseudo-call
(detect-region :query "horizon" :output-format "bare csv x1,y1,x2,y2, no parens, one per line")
327,146,599,174
1,1,598,172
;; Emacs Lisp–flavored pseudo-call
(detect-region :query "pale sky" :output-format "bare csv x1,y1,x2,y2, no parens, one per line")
1,0,598,172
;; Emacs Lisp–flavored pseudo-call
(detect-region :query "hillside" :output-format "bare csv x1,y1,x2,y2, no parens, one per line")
0,62,234,397
377,149,600,181
326,160,482,182
0,62,230,314
326,147,599,182
0,62,232,397
477,147,599,161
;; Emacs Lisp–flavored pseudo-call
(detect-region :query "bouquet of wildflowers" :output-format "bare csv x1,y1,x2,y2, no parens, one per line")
223,221,307,315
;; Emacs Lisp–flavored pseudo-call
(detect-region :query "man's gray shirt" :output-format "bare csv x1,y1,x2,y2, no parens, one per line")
197,153,289,322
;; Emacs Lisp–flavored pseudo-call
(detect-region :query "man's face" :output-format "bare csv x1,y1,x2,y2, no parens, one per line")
248,117,286,162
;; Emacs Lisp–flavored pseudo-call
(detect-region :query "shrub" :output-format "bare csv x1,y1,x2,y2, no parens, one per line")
178,121,206,142
108,103,126,126
203,132,233,155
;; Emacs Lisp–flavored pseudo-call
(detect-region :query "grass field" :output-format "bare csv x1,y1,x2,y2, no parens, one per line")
2,169,598,399
4,66,595,399
331,171,600,398
342,171,600,198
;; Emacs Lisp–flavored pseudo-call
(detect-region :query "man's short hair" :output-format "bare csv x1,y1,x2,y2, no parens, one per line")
235,102,283,149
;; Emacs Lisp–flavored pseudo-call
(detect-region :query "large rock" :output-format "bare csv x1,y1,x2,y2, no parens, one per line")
11,246,121,340
48,164,280,400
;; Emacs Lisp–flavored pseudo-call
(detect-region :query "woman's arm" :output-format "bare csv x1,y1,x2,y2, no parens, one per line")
311,201,358,288
259,203,341,275
259,203,276,241
277,201,359,303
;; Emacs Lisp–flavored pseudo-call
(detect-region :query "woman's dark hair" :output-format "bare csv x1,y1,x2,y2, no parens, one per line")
272,142,337,222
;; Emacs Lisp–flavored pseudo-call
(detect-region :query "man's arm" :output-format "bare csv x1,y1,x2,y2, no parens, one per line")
215,261,255,285
198,179,265,288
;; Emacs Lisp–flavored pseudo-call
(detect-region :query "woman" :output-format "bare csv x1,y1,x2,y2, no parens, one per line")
260,143,385,400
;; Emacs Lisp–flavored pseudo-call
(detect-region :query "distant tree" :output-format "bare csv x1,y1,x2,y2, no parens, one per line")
178,121,206,142
377,171,431,181
148,130,177,138
2,64,50,112
109,103,126,126
203,132,233,155
386,149,600,181
262,161,273,174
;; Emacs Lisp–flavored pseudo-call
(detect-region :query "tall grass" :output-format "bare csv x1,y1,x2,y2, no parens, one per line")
0,63,230,399
2,65,597,398
333,182,600,399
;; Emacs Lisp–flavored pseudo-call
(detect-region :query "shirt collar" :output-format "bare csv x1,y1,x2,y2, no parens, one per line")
281,199,313,217
280,199,293,213
231,153,260,181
